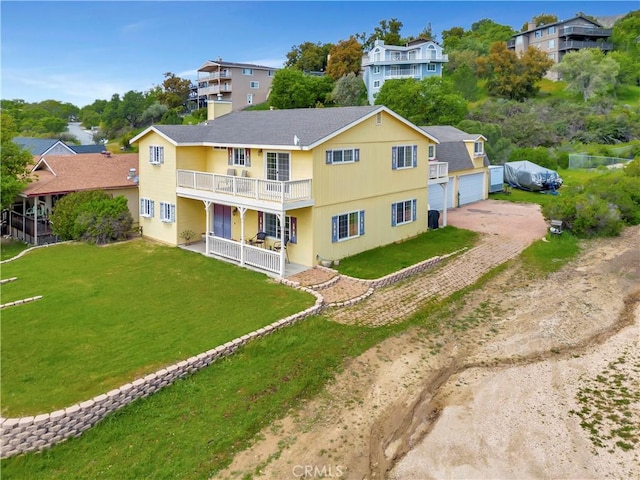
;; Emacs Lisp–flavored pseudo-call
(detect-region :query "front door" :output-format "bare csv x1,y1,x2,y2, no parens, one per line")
213,204,232,239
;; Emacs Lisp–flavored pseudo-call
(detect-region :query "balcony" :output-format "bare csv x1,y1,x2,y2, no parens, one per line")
198,84,232,97
176,170,314,210
558,40,613,51
197,71,232,82
362,53,448,67
428,162,448,184
559,26,612,38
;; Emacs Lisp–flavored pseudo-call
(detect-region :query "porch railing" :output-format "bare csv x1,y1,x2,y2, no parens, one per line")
177,170,312,205
208,235,281,274
428,162,448,182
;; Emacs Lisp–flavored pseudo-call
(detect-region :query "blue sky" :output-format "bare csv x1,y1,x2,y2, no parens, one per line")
1,1,636,107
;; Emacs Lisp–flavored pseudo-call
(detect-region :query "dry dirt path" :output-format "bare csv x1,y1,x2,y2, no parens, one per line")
217,207,639,480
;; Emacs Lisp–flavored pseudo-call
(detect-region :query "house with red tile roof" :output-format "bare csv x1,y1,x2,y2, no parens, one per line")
6,152,139,245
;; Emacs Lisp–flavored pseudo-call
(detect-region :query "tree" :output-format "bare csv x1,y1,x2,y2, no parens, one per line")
404,23,434,43
269,68,333,109
450,63,479,101
610,10,640,86
552,49,620,101
119,90,146,129
141,102,169,124
522,13,558,30
1,112,33,210
442,26,465,51
374,77,467,126
50,190,133,244
285,41,332,72
326,37,362,80
358,18,404,50
330,73,367,106
483,42,553,101
157,72,192,110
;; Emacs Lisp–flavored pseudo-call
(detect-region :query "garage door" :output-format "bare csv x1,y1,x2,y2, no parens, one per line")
428,179,454,211
458,172,485,205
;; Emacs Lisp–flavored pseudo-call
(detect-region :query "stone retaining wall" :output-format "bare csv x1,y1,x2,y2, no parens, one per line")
0,292,324,459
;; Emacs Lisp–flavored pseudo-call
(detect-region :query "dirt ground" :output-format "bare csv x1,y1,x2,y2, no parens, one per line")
217,204,640,480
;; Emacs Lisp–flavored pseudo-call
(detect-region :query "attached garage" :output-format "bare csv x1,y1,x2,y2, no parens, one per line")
428,178,454,211
457,172,485,206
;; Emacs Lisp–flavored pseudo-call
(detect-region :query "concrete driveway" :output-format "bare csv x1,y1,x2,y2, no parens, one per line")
445,199,549,245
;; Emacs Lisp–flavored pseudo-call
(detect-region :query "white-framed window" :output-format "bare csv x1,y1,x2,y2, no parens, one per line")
391,199,417,226
376,112,382,125
535,30,543,38
140,198,154,218
250,81,259,89
373,65,381,74
264,213,289,239
548,52,556,61
548,39,555,49
233,148,247,166
332,210,365,242
159,202,176,223
149,146,164,165
474,141,484,156
392,145,417,169
242,68,254,75
268,70,275,77
427,64,437,72
326,148,360,165
247,94,253,105
428,145,436,160
373,80,380,88
548,26,556,34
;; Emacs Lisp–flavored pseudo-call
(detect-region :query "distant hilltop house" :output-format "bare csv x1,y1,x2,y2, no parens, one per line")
361,38,448,105
507,15,614,80
195,59,278,110
13,137,105,156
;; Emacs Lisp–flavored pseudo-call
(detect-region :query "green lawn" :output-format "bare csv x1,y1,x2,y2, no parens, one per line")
334,226,478,279
0,240,315,416
1,239,31,261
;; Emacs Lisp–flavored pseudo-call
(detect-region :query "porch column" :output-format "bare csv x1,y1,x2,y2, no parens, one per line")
239,207,247,266
34,199,39,246
442,182,448,227
204,200,212,254
22,198,26,241
278,212,286,278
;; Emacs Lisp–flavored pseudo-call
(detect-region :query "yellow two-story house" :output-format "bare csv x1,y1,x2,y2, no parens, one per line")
130,104,448,277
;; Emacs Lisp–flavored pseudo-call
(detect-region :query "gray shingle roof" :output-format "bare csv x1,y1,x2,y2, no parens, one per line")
420,126,484,172
150,106,385,148
14,137,60,155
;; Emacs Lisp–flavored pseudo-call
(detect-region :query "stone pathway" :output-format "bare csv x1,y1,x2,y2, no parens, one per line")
288,234,528,327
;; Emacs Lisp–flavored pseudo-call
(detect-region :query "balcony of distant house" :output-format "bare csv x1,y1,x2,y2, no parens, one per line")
558,39,613,52
198,82,233,97
362,51,448,67
558,26,612,39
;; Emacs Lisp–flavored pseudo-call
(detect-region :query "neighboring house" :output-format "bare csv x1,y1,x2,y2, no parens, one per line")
7,152,139,245
13,137,105,156
507,15,613,80
361,39,448,105
420,126,489,221
130,104,449,277
196,59,278,109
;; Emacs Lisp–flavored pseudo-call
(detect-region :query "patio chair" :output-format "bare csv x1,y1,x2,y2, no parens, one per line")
273,236,289,262
249,231,267,247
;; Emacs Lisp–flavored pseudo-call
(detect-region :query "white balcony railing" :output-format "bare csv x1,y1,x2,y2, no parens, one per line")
177,170,312,206
428,162,448,182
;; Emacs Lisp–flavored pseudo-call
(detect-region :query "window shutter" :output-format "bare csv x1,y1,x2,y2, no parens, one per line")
140,198,145,214
289,217,297,244
354,148,360,162
258,211,264,232
228,147,233,165
170,204,176,222
412,145,418,167
159,147,164,165
331,216,338,243
359,210,365,235
148,146,154,164
391,203,397,226
412,199,417,222
326,151,332,164
392,146,397,170
150,200,154,218
245,148,251,167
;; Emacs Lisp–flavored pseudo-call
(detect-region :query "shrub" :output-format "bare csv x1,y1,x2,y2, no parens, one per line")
586,174,640,225
543,193,624,238
50,191,133,244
